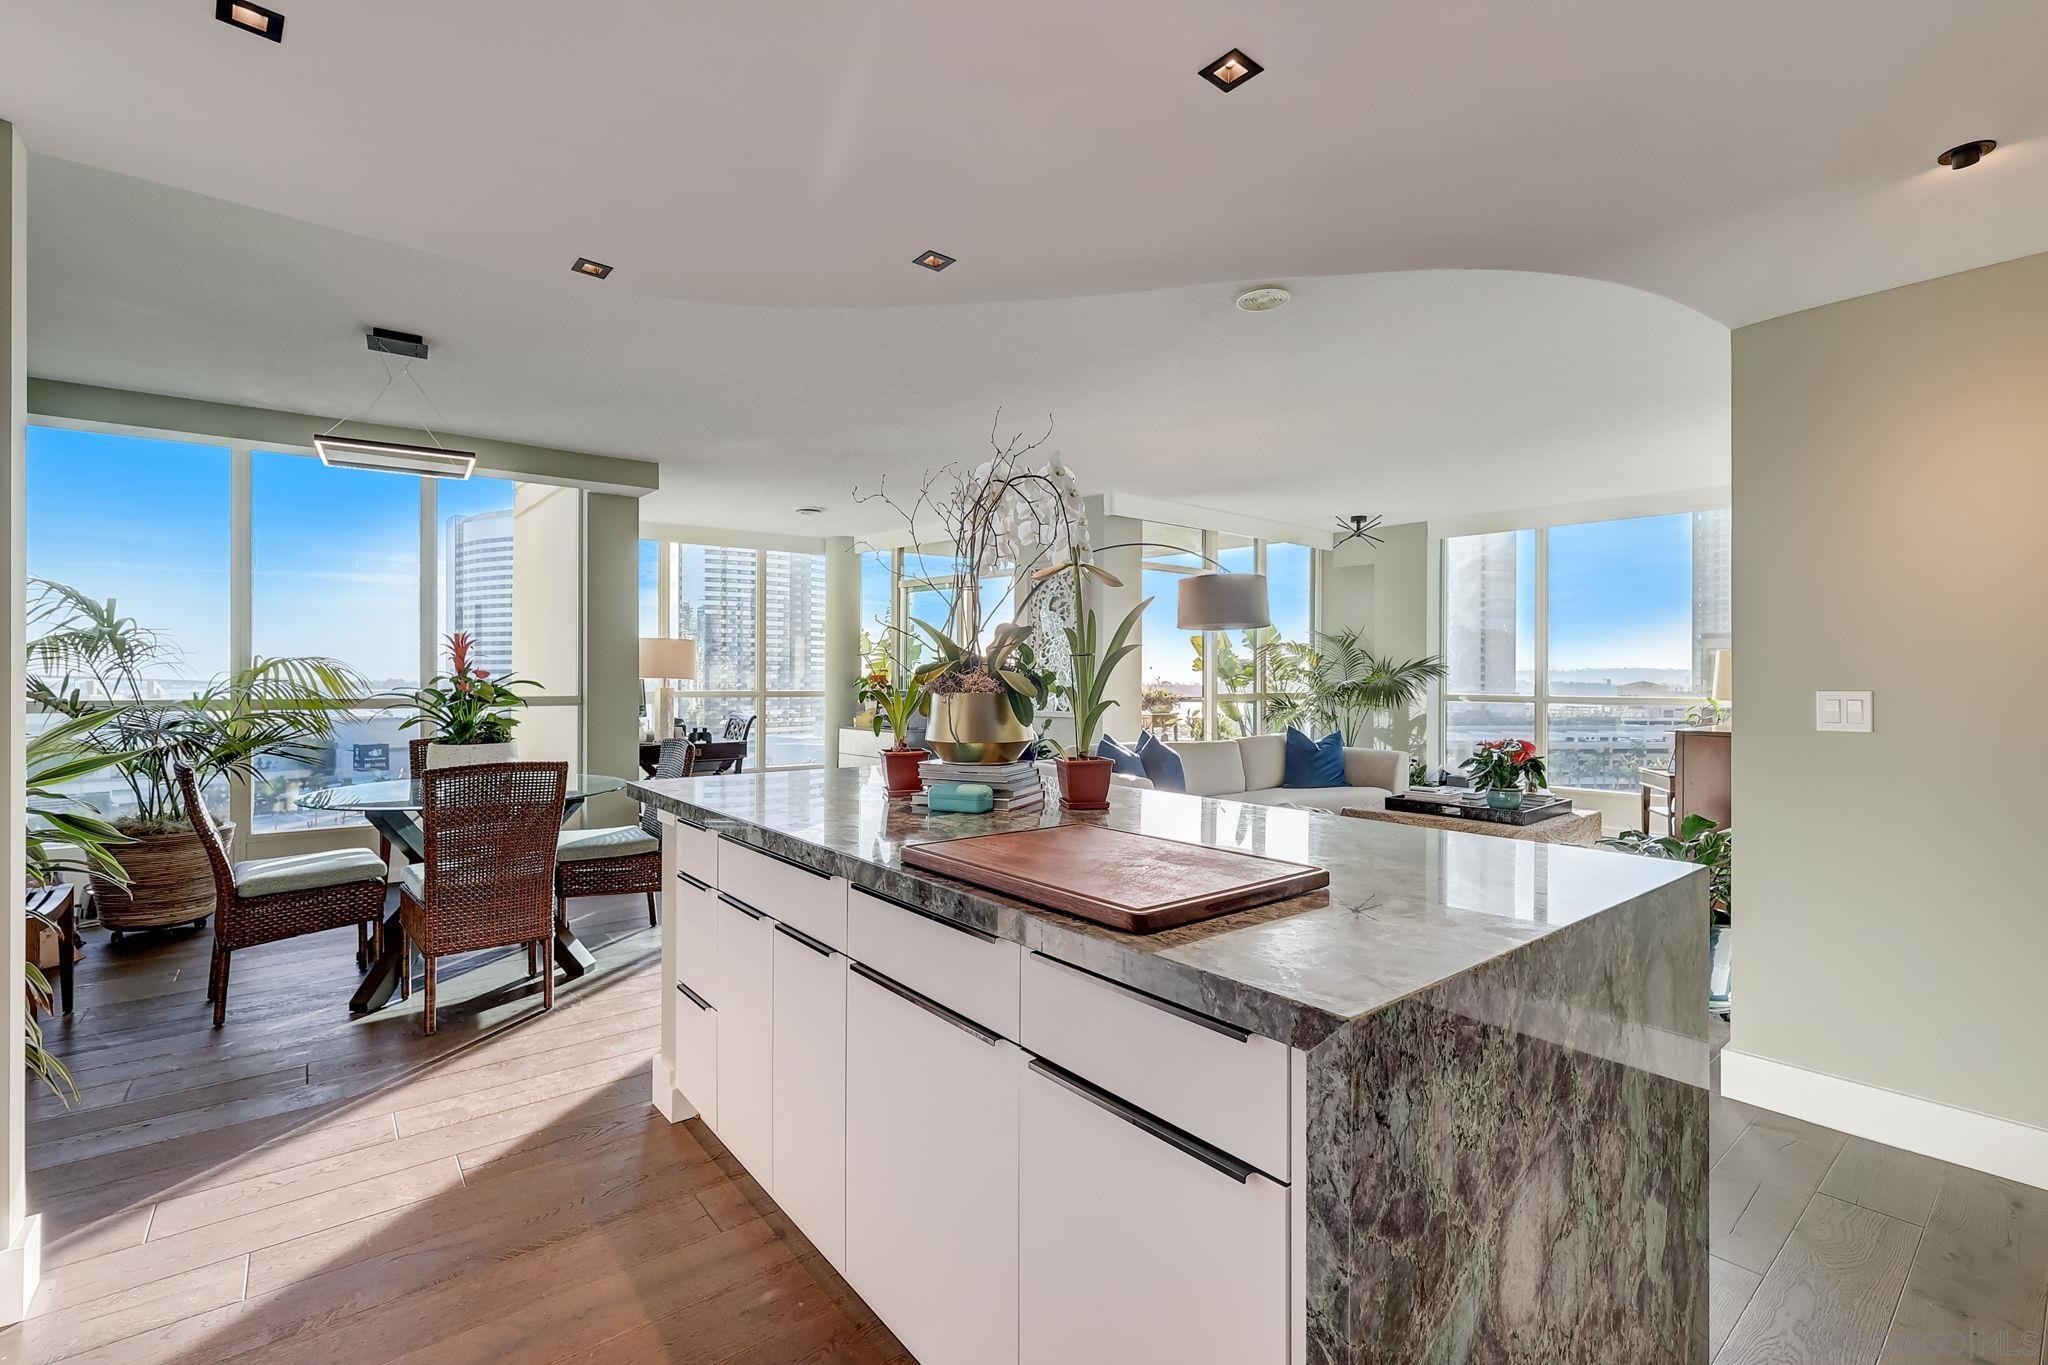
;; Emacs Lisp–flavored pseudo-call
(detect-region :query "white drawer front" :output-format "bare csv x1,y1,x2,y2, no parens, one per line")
666,814,719,888
718,840,847,951
848,888,1020,1040
1020,1059,1288,1365
1021,950,1291,1180
674,880,718,1005
674,978,718,1131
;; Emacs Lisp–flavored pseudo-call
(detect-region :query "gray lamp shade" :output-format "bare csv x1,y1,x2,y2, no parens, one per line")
1177,572,1271,630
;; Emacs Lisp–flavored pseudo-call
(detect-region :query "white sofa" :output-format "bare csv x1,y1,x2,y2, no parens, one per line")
1104,734,1410,814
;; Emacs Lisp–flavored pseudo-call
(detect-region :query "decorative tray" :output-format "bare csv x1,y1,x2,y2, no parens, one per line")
1383,794,1575,827
899,823,1327,934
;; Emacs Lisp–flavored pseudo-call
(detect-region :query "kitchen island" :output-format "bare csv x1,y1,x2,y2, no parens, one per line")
631,767,1710,1365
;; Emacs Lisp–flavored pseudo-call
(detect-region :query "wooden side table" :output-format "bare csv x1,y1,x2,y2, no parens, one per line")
26,883,78,1015
1342,805,1603,846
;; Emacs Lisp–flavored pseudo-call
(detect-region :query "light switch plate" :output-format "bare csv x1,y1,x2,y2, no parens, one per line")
1815,690,1873,733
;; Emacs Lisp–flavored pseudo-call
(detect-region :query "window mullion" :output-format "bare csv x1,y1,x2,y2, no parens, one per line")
227,445,254,851
1532,526,1550,756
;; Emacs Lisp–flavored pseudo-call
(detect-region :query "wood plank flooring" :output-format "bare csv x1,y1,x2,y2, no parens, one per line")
4,893,2042,1363
1,893,909,1365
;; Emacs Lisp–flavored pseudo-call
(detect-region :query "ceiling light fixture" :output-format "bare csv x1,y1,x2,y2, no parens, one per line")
572,257,613,278
1333,514,1386,549
314,329,476,479
1235,286,1290,312
914,250,956,272
1937,139,1997,170
216,0,284,41
1199,49,1263,92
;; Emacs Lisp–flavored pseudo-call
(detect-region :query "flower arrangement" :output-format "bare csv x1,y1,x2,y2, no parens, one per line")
400,632,538,746
1461,738,1549,794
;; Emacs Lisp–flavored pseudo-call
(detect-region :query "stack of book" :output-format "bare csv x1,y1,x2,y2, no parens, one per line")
910,759,1045,813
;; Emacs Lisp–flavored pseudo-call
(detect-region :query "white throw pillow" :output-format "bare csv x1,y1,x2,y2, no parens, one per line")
1171,740,1249,797
1236,733,1287,792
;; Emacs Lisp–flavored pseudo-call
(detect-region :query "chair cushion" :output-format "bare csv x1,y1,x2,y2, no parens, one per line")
1283,728,1346,788
1094,734,1146,778
233,847,386,898
557,826,661,863
1236,734,1287,792
1138,730,1191,793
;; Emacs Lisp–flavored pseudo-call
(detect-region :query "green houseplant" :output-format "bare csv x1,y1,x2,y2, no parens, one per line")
1460,738,1549,809
911,619,1055,764
857,660,930,795
28,580,366,934
399,632,538,766
1257,629,1446,755
1601,815,1734,1013
1042,550,1147,809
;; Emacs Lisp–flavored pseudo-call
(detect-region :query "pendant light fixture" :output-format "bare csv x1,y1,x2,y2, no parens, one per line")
314,329,477,479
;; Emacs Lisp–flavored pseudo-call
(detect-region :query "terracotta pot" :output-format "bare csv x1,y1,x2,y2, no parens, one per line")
1055,755,1115,811
925,693,1030,764
880,746,931,796
92,823,232,933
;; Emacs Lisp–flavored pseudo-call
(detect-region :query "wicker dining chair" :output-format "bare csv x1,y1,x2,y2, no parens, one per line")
554,737,694,931
175,763,387,1029
397,761,568,1035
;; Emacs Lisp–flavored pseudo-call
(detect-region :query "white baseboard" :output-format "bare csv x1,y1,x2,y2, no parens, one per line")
0,1212,42,1326
650,1056,698,1125
1721,1050,2048,1189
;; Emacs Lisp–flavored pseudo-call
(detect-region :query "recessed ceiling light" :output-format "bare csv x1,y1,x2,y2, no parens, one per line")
1235,286,1290,312
1199,49,1263,92
796,506,827,516
913,250,956,272
1937,139,1997,170
216,0,284,41
572,257,613,279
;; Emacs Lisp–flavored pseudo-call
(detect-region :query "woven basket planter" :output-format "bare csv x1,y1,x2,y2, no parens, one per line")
91,824,230,932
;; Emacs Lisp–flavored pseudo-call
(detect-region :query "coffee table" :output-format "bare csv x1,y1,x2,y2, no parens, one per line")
1342,803,1603,845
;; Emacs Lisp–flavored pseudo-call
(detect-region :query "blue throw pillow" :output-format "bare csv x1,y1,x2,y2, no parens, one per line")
1282,727,1345,787
1136,730,1186,792
1094,734,1146,778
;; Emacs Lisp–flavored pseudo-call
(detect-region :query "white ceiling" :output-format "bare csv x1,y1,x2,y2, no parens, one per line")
8,0,2044,531
26,156,1729,534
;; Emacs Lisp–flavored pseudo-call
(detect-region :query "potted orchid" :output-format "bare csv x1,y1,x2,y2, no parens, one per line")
400,632,539,767
858,660,930,796
1460,738,1550,809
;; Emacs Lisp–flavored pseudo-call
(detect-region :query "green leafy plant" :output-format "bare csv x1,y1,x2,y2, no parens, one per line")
1460,738,1549,794
1686,698,1728,727
911,620,1055,728
1140,685,1180,715
399,632,537,745
857,662,925,750
27,580,366,830
1257,628,1446,749
1046,553,1148,756
1601,815,1732,926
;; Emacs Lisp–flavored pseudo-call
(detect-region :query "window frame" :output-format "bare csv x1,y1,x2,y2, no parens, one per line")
1433,501,1731,792
27,416,586,849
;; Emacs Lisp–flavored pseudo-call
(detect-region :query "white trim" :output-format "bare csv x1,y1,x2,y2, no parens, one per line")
651,1055,699,1124
1103,491,1335,549
639,519,827,555
1720,1049,2048,1189
1426,484,1731,540
0,1213,40,1327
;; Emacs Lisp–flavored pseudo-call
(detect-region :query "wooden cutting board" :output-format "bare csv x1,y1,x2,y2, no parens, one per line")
899,823,1328,933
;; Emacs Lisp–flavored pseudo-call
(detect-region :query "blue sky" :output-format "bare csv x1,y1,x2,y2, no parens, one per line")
1547,513,1692,672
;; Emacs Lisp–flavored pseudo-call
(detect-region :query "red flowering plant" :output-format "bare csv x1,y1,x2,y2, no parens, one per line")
1460,738,1550,794
398,632,539,745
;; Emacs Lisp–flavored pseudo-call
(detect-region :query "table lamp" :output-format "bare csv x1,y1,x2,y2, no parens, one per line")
639,637,697,740
1710,649,1733,726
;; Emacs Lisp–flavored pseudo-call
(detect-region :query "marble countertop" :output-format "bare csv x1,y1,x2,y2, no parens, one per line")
631,767,1700,1048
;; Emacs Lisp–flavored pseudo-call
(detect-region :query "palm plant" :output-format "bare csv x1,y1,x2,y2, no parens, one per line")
27,580,367,829
1257,627,1446,748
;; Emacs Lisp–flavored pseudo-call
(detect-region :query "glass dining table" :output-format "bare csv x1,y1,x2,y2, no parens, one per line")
297,772,630,1016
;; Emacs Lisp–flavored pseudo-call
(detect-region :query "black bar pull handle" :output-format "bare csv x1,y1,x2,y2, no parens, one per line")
717,892,765,920
774,921,833,958
1029,951,1249,1042
850,962,1000,1046
1028,1058,1258,1184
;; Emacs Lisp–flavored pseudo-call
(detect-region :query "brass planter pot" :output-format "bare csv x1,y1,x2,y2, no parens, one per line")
926,693,1031,764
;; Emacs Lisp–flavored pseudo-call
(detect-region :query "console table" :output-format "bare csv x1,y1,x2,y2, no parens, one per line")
1342,803,1603,845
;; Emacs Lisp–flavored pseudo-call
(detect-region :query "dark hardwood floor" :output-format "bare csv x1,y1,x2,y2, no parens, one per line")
4,893,2042,1363
2,892,909,1365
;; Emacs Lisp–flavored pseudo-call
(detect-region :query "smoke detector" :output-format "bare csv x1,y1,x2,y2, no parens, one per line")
1235,286,1291,313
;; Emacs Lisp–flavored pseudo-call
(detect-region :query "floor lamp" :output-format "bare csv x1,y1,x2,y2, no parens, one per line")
639,637,697,741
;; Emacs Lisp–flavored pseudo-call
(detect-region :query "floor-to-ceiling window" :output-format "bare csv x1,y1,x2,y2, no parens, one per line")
1439,508,1731,790
648,540,829,770
26,423,586,840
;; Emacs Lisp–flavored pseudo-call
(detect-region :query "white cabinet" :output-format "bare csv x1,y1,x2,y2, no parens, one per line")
771,923,847,1272
713,893,776,1189
846,963,1020,1365
1019,1059,1289,1365
673,977,717,1130
674,878,719,1004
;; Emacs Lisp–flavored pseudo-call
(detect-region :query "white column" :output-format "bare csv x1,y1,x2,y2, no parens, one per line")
822,536,859,766
0,117,42,1325
1086,499,1144,741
